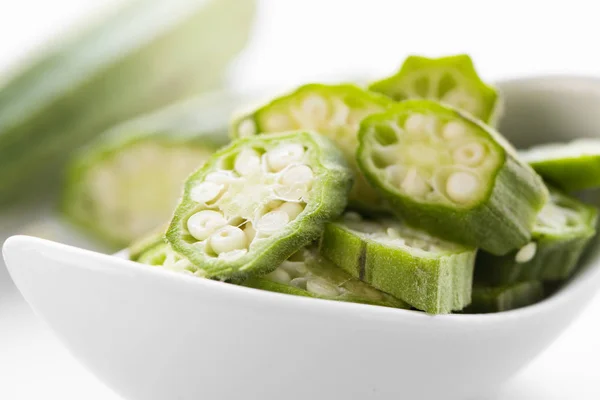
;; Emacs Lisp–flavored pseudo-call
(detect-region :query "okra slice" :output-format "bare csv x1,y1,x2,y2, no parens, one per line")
319,212,477,314
357,100,548,255
133,241,205,277
167,131,353,280
476,188,598,284
464,281,544,313
62,93,236,248
231,83,394,212
243,248,409,309
369,54,500,124
128,226,167,262
520,139,600,192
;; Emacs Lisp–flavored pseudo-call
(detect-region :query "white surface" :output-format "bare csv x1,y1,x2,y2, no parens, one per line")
1,1,600,399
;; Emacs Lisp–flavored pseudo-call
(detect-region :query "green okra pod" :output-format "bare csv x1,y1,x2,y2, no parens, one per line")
520,139,600,192
319,212,477,314
464,281,544,313
357,100,548,255
475,188,597,284
231,83,394,212
369,54,501,124
167,131,353,280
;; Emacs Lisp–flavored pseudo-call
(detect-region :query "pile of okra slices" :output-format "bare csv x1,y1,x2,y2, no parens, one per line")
127,55,600,315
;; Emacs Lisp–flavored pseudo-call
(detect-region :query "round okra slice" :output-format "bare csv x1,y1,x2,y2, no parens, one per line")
319,212,477,314
167,131,353,280
475,188,598,285
520,139,600,192
464,281,544,314
369,54,501,124
243,248,409,309
231,83,394,212
133,242,206,277
357,100,549,255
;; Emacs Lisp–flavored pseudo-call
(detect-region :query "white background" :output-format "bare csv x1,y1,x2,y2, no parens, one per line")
1,0,600,399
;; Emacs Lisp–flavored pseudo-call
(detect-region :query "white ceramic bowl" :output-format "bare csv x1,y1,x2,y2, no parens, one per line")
4,76,600,400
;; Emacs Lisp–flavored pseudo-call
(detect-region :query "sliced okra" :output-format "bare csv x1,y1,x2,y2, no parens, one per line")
243,248,409,309
128,226,167,262
319,212,477,314
357,100,548,255
520,139,600,192
464,281,544,313
133,241,206,277
231,83,394,212
369,54,500,124
166,131,353,280
476,188,598,284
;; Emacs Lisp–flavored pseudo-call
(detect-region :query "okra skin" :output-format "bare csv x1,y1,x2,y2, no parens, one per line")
369,54,501,124
128,228,167,262
521,139,600,192
62,93,236,248
230,83,394,212
476,189,598,284
0,0,256,205
464,281,544,313
319,215,477,314
357,100,548,255
167,131,353,280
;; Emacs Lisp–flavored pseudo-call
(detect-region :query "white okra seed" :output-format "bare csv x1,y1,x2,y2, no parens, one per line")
515,242,537,263
442,121,467,140
301,95,328,121
290,277,309,290
187,210,228,241
265,268,292,284
266,143,305,172
277,202,304,220
205,170,236,184
443,90,479,115
238,119,257,137
243,222,257,243
306,277,341,297
234,148,262,176
209,226,248,255
404,114,427,134
280,261,308,277
265,113,293,131
218,249,248,260
280,164,314,187
446,171,479,204
401,167,431,196
453,142,486,166
190,182,224,204
344,211,362,222
256,210,290,235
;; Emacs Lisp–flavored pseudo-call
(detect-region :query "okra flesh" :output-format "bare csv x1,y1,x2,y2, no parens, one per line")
521,139,600,192
357,100,548,255
231,84,393,211
465,281,544,313
167,131,352,280
476,189,598,284
320,212,477,314
369,54,500,124
244,248,409,309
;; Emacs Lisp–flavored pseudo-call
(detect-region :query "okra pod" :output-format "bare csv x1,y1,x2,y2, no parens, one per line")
62,93,240,248
167,131,353,280
520,139,600,192
476,188,597,284
369,54,500,124
319,212,477,314
464,281,544,313
231,83,394,212
357,100,548,255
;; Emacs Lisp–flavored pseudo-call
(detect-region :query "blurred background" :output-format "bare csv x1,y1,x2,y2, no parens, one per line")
1,0,600,399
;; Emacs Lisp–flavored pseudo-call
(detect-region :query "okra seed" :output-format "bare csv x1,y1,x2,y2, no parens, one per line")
306,277,341,297
187,210,228,241
234,148,262,176
290,277,309,290
257,210,290,235
265,268,292,284
446,171,478,204
209,226,248,254
266,143,305,172
453,142,485,166
205,170,236,184
404,114,428,134
515,242,537,263
344,211,362,222
218,249,248,260
280,164,314,187
243,222,257,242
401,167,431,196
237,119,257,137
190,182,224,204
280,261,308,277
442,90,479,115
442,121,467,140
265,113,293,131
301,95,328,121
277,201,304,220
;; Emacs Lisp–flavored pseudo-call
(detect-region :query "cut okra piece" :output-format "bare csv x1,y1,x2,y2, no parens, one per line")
231,83,394,212
132,241,206,277
319,212,477,314
357,100,548,255
242,248,409,309
62,93,240,248
167,131,353,280
520,139,600,192
476,188,597,284
128,226,167,262
369,54,500,124
464,281,544,313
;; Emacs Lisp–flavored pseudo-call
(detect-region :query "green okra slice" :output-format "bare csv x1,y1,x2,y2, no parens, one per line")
357,100,548,255
231,83,394,212
319,212,477,314
369,54,500,124
464,281,544,313
242,248,409,309
520,139,600,192
475,188,598,284
62,93,237,248
167,131,353,280
128,227,168,262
